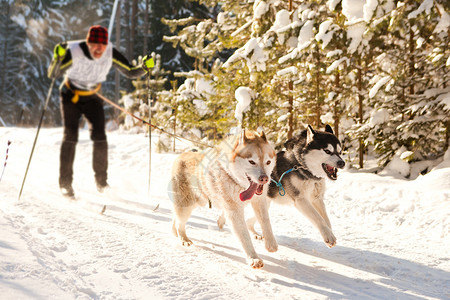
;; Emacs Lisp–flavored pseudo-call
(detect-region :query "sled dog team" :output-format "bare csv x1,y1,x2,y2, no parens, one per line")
170,125,345,268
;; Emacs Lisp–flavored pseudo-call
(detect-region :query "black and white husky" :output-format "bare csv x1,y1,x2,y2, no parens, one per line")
246,124,345,248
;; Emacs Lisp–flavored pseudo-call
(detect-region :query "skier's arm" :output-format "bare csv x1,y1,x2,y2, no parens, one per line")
48,43,72,79
112,48,147,78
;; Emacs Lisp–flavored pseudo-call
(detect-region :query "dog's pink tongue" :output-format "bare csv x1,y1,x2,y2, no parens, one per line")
240,182,258,201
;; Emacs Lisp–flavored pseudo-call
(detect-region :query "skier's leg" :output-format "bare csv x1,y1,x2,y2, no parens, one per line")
83,95,108,191
59,86,81,196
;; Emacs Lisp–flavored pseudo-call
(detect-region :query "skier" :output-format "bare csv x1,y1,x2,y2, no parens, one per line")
48,25,154,198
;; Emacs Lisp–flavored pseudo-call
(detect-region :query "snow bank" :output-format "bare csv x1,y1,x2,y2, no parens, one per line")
0,127,449,299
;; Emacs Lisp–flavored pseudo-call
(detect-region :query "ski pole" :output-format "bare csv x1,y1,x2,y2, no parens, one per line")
18,76,57,200
143,59,158,211
147,72,152,195
145,70,160,211
0,140,12,183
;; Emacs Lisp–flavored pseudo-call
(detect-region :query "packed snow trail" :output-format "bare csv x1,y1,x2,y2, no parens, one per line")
0,127,449,299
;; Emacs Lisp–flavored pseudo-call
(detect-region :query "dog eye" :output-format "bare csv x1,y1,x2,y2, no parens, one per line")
249,160,256,165
324,149,331,154
266,160,271,165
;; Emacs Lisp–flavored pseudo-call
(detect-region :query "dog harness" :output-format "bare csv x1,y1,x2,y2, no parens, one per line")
270,165,299,196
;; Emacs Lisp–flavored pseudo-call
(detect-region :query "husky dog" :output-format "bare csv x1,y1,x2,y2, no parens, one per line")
170,130,277,269
247,125,345,248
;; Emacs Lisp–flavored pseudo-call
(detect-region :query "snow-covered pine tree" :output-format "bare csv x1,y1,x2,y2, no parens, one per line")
357,0,449,168
120,53,169,133
123,0,448,172
160,7,232,142
0,1,30,125
218,0,283,138
276,1,353,137
339,0,389,168
399,1,450,161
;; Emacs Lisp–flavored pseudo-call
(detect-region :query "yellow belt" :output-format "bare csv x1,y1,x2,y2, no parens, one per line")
65,80,101,103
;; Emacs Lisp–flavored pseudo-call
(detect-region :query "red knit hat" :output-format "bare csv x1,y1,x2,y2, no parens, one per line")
86,25,108,45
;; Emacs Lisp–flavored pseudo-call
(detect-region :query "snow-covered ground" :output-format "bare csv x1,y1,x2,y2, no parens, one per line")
0,127,449,300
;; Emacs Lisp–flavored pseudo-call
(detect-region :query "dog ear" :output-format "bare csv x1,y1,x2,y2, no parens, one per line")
240,129,248,144
325,124,334,134
259,131,267,142
284,138,295,149
306,125,315,144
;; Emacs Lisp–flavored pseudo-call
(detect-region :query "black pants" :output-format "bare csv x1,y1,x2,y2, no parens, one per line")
59,84,108,188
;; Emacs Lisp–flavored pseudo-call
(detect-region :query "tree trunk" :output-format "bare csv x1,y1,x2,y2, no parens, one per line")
409,26,415,96
408,25,415,121
287,0,294,139
144,0,149,54
0,3,10,103
114,1,122,106
333,72,340,137
124,0,131,60
315,46,321,127
287,81,294,139
445,121,450,152
131,0,138,58
124,0,132,92
171,80,177,152
358,58,364,169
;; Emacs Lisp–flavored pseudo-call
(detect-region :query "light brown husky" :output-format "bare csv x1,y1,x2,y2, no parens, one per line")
170,130,277,268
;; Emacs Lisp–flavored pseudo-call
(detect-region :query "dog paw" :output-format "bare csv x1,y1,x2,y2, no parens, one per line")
217,215,226,230
326,238,336,248
323,230,336,248
248,258,264,269
265,238,278,252
253,233,263,240
320,225,336,248
180,237,193,247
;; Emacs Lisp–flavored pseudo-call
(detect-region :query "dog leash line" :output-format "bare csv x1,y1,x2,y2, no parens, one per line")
270,166,299,196
96,93,213,148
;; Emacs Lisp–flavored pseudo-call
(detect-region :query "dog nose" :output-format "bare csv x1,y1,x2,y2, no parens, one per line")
337,160,345,168
258,175,269,184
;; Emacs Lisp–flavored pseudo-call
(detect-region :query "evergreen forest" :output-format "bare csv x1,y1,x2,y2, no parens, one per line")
1,0,449,173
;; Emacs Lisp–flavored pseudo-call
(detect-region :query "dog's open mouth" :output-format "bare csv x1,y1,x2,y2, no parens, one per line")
239,175,264,201
322,163,338,180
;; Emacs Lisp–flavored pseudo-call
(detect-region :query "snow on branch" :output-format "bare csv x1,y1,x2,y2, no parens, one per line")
223,38,268,72
326,57,349,74
297,20,315,52
231,20,252,37
408,0,433,19
433,3,450,34
235,87,255,123
161,17,197,32
315,19,336,49
369,76,391,98
253,0,269,19
277,66,298,77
